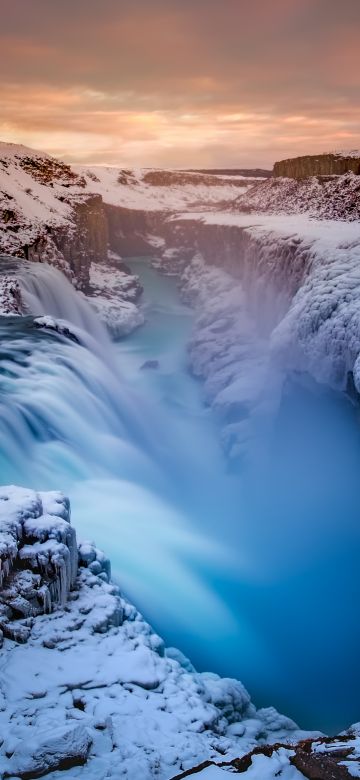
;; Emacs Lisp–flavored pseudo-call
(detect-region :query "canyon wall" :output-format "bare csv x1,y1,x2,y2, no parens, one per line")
105,204,165,256
273,153,360,178
25,194,109,287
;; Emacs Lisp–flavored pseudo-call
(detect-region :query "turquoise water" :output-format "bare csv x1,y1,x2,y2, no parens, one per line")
115,259,360,733
1,256,359,733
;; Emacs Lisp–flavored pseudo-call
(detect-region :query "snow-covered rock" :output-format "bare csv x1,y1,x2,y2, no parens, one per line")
174,213,360,459
0,274,22,315
234,172,360,222
180,255,271,460
0,486,76,639
170,731,360,779
84,259,145,337
0,142,108,286
5,724,92,779
0,488,311,780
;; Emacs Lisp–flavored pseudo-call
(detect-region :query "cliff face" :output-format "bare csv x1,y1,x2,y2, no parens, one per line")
154,212,360,462
161,217,311,330
105,204,165,256
22,194,109,287
0,143,109,287
273,152,360,178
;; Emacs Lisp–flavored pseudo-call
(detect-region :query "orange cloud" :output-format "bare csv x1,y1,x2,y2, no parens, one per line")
0,0,359,166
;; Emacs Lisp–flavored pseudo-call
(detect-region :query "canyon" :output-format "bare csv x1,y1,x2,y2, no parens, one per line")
1,141,360,779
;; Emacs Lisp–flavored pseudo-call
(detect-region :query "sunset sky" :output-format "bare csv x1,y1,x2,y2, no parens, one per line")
0,0,359,168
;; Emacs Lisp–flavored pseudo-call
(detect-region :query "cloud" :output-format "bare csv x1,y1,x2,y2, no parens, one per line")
0,0,359,165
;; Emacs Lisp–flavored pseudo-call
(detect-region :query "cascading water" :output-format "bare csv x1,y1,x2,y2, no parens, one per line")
1,255,360,732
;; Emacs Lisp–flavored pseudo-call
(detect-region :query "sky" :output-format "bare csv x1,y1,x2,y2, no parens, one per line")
0,0,359,168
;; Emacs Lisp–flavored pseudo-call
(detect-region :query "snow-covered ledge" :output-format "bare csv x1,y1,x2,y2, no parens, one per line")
0,486,312,780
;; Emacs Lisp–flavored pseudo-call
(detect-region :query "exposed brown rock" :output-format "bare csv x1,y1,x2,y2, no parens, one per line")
273,153,360,179
170,734,359,780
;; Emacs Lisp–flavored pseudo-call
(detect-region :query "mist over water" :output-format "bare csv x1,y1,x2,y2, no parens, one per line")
0,256,359,732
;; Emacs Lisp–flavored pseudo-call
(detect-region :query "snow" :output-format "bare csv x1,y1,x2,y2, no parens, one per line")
85,260,145,337
180,254,271,459
0,487,310,780
74,165,248,212
0,275,22,315
233,172,360,221
174,735,360,779
335,149,360,159
174,212,360,458
185,750,303,779
0,141,82,262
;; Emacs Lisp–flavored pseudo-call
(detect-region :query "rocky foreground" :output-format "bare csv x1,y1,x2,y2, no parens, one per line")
171,733,360,779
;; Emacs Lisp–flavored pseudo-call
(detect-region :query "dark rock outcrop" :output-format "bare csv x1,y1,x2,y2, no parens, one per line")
23,194,108,288
273,153,360,178
105,204,166,256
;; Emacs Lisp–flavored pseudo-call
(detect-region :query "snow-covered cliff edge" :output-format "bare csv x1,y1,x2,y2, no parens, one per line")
155,212,360,460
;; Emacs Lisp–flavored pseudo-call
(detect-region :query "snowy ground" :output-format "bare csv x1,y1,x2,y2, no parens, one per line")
74,166,250,212
234,172,360,221
0,487,310,780
170,732,360,779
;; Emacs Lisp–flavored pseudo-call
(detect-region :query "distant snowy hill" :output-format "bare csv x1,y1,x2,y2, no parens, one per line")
234,173,360,221
73,165,249,212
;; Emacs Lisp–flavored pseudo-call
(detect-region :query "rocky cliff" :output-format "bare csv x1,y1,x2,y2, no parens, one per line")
273,152,360,178
0,143,109,288
152,212,360,461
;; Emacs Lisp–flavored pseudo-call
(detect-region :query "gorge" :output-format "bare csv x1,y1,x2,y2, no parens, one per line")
1,142,360,779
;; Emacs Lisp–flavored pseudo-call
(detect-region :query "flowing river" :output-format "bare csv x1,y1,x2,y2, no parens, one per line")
0,255,359,733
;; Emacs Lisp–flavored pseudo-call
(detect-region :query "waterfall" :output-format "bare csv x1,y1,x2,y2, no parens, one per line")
0,259,239,644
2,256,360,731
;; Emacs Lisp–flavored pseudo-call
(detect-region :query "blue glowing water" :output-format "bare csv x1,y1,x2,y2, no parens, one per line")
0,256,359,732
